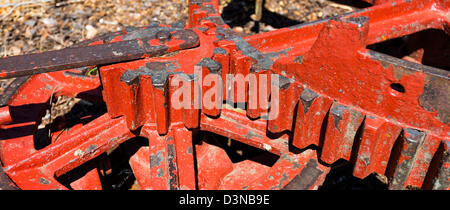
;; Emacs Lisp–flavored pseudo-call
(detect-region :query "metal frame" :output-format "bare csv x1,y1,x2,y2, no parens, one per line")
0,0,448,190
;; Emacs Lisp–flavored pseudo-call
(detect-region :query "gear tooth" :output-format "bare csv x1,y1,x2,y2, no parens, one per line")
385,130,445,190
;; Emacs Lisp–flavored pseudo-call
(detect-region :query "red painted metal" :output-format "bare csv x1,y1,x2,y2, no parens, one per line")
0,107,11,126
0,0,448,190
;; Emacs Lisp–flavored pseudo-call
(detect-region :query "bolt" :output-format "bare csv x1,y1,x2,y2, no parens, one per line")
155,31,171,42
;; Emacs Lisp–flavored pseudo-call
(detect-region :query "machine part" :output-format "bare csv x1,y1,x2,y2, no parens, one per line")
0,0,448,190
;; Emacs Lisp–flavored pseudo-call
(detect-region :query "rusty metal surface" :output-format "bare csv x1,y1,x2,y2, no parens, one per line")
0,106,12,126
0,76,30,107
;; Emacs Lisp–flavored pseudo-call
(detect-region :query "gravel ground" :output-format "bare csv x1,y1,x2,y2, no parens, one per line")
0,0,359,104
0,0,358,57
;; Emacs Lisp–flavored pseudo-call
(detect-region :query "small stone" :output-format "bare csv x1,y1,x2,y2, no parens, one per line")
41,18,58,27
